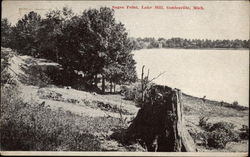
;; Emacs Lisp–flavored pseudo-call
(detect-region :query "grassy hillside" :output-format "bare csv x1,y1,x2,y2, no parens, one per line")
182,93,248,152
0,47,248,152
182,93,248,128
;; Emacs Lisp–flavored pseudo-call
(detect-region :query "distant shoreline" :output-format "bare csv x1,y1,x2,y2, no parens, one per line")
134,48,249,51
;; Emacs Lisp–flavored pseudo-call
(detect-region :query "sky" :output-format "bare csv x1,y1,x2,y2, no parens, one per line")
2,1,250,40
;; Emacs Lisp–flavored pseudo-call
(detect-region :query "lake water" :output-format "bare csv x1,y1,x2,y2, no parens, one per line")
133,49,249,107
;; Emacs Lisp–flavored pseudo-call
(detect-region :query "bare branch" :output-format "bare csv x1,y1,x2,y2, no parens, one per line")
147,69,150,79
141,65,145,103
148,71,166,83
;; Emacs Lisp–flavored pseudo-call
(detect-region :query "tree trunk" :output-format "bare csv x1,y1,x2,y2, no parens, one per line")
113,84,116,93
110,81,113,93
102,75,105,93
141,65,145,105
94,74,98,86
172,89,182,151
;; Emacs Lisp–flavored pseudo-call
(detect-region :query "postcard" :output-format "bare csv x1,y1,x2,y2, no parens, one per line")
1,0,249,156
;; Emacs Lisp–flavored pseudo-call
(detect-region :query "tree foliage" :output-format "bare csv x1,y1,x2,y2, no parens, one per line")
11,12,42,56
2,7,137,92
1,18,13,47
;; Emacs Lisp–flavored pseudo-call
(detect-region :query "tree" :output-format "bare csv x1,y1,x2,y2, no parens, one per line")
1,18,13,47
7,7,137,92
102,21,137,92
75,7,137,92
36,9,64,61
147,38,159,49
129,37,143,50
12,11,42,56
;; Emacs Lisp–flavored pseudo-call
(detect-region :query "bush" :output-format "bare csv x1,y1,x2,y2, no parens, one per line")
123,83,142,101
222,100,248,111
207,129,231,148
199,116,208,128
208,121,236,132
239,125,249,140
123,82,154,107
206,122,240,149
232,101,239,106
199,116,212,130
1,48,15,85
198,117,241,149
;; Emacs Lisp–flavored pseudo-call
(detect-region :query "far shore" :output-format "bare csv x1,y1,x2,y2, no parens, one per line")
134,48,249,51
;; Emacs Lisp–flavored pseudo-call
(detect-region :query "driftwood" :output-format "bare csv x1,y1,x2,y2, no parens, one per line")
126,85,197,152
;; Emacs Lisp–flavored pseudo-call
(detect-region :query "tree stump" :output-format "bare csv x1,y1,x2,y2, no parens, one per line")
126,85,197,152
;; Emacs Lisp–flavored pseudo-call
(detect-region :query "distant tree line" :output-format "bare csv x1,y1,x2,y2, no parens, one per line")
1,7,137,93
130,37,250,50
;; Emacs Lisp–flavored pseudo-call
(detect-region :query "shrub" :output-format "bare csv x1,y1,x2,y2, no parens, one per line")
1,48,14,85
223,101,248,111
198,118,241,149
199,116,208,128
232,101,239,106
206,122,240,149
123,83,141,101
208,121,236,132
207,129,231,148
123,82,154,107
239,125,249,140
199,116,212,130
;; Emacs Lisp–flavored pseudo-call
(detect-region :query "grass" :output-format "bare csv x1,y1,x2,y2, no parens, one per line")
1,83,129,151
182,93,248,117
37,87,134,116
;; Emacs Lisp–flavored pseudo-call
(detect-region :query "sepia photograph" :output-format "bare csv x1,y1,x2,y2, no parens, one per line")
1,0,249,156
